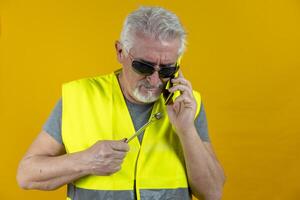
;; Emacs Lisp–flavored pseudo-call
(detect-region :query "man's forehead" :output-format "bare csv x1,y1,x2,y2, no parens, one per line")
130,35,181,63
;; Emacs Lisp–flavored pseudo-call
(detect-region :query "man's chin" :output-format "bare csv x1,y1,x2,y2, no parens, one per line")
133,89,161,103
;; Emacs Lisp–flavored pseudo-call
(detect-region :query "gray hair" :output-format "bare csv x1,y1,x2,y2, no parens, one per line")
120,6,187,55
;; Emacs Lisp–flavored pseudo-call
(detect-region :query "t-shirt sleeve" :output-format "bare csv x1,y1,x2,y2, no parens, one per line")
194,102,210,142
42,98,63,144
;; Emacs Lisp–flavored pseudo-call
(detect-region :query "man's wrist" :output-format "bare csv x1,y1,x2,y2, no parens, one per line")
176,124,198,140
69,151,92,176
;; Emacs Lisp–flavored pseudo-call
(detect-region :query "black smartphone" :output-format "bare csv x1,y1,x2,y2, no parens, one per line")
163,71,179,105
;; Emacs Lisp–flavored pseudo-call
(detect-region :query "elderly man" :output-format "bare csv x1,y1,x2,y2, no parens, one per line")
17,6,225,200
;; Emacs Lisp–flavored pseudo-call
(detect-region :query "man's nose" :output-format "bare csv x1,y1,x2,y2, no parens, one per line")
146,70,161,86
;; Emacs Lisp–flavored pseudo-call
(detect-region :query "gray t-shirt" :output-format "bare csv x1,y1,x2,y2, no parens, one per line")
43,98,210,144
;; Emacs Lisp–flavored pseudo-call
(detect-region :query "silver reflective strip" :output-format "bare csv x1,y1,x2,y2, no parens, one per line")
67,184,135,200
140,188,191,200
67,184,191,200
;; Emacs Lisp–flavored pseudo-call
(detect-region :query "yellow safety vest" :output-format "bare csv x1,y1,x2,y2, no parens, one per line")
62,70,201,200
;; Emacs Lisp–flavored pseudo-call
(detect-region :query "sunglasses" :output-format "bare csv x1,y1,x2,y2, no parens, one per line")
131,59,179,78
126,50,180,78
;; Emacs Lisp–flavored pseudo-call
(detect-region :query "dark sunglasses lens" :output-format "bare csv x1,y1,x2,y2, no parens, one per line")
132,61,154,76
159,66,179,78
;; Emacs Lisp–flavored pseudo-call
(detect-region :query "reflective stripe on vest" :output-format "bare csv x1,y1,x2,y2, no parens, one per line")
67,183,191,200
62,70,201,200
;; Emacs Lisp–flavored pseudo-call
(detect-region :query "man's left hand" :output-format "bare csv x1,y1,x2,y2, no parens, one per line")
166,71,197,135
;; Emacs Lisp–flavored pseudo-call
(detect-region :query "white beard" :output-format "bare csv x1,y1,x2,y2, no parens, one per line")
131,77,164,103
132,87,160,103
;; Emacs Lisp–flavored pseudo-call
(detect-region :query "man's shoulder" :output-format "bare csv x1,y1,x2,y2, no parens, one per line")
62,71,117,89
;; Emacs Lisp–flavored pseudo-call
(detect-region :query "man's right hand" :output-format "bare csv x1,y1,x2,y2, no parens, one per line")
17,132,130,190
83,140,130,176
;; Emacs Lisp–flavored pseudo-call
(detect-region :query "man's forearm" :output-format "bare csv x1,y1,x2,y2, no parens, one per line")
178,126,225,200
23,168,86,190
17,151,90,190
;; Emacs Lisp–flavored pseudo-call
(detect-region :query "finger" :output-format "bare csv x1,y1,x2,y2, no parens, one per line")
171,100,182,113
112,151,127,159
174,95,194,107
168,84,193,98
167,101,178,114
105,165,121,175
171,78,192,88
111,159,124,166
110,141,130,152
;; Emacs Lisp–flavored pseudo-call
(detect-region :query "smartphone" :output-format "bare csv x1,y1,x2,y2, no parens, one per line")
163,56,182,105
163,71,180,105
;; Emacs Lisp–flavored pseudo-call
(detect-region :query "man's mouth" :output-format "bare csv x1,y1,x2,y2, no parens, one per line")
142,85,159,91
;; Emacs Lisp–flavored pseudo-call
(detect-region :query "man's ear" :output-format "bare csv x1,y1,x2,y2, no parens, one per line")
115,41,124,62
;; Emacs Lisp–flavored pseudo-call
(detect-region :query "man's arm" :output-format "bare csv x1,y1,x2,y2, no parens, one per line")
17,131,88,190
167,72,226,200
177,127,226,200
17,131,129,190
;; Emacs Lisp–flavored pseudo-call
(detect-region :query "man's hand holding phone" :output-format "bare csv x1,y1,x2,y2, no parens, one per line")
165,70,197,136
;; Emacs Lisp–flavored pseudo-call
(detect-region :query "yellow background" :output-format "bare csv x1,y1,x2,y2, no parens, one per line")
1,0,300,199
